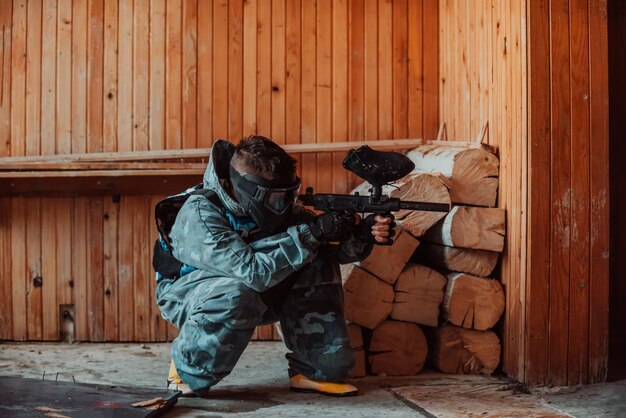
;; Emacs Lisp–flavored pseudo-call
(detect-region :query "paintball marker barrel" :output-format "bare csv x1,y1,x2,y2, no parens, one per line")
299,188,450,215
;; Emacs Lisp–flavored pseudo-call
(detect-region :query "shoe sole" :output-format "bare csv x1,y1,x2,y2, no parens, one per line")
289,387,359,397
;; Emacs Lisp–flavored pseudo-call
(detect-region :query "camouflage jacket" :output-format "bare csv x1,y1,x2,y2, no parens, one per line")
168,139,372,292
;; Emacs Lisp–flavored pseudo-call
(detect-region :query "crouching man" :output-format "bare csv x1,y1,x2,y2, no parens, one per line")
154,136,393,397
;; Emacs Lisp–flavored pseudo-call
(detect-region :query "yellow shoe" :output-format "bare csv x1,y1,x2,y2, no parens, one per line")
167,360,195,397
289,374,359,397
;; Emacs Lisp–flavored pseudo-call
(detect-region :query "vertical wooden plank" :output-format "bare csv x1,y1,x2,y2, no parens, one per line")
242,0,257,136
316,0,332,192
182,0,198,148
42,198,59,340
26,199,42,340
349,0,364,143
133,0,149,151
285,0,302,193
519,0,530,383
567,0,591,386
212,0,228,139
87,197,104,341
256,0,271,137
41,0,57,156
270,0,285,143
11,199,26,340
103,196,119,341
133,196,150,341
438,0,447,137
377,0,392,139
103,0,118,153
588,0,609,384
10,0,26,157
392,0,408,139
285,0,301,144
468,0,478,138
407,0,423,139
87,0,104,153
332,0,348,193
197,0,213,146
150,0,166,151
524,0,551,384
26,0,42,156
548,0,571,387
0,199,13,339
0,2,12,157
72,198,89,341
118,196,134,341
363,0,378,141
56,199,72,307
166,0,182,148
56,0,72,154
72,0,88,154
422,0,437,139
228,0,243,141
301,0,316,190
117,0,132,152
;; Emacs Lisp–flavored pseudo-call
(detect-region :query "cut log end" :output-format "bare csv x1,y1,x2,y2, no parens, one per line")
426,324,501,375
442,273,505,330
342,264,394,329
368,320,428,376
391,263,447,327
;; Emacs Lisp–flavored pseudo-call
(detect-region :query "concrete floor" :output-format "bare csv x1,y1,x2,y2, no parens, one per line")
0,341,624,417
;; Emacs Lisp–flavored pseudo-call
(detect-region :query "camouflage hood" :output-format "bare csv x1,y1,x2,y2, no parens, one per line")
202,139,248,217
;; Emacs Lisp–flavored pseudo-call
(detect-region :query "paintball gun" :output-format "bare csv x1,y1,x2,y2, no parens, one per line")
298,146,450,244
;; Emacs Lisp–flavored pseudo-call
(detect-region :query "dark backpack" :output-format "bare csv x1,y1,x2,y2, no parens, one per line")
152,183,222,280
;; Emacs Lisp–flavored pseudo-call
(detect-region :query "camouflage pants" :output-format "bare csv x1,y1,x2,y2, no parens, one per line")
155,254,354,394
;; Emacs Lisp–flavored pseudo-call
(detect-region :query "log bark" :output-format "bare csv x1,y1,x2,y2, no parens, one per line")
391,264,447,327
442,273,505,330
368,320,428,376
426,324,501,375
341,264,394,329
424,206,505,252
359,227,420,285
407,145,499,207
415,243,499,277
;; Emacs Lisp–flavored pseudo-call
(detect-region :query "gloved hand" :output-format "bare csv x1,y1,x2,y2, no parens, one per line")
307,212,357,242
357,214,396,245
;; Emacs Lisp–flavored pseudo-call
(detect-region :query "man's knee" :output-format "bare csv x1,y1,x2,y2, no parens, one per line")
190,279,266,330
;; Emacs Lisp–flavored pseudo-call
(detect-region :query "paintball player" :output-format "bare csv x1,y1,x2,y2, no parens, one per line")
155,136,394,397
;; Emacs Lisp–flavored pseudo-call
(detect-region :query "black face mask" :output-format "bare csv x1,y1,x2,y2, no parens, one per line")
229,166,301,233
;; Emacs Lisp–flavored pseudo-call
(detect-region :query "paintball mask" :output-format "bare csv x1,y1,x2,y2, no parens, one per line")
229,166,301,233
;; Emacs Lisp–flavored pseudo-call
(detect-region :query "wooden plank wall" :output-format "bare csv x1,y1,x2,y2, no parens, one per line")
0,0,439,342
526,0,609,386
439,0,610,385
439,0,528,380
608,0,626,381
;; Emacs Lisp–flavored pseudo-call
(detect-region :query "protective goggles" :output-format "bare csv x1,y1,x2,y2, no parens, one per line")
229,166,301,214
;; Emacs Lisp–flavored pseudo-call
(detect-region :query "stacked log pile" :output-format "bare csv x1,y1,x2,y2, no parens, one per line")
341,144,505,377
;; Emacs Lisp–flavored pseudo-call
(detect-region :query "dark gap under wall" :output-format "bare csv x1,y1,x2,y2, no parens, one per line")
608,0,626,382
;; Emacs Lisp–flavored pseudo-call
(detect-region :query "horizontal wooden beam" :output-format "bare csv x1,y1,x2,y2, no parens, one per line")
0,175,202,197
0,138,487,166
0,162,208,171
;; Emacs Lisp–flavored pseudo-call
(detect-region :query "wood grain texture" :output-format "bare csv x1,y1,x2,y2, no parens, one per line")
588,0,609,384
525,0,550,385
3,0,441,346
